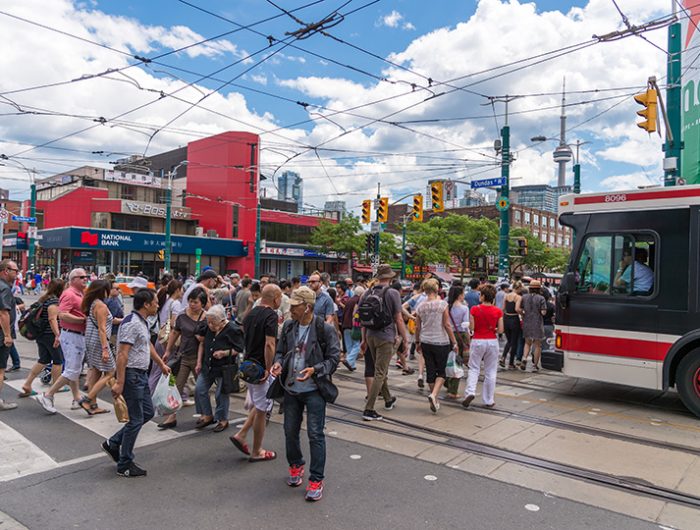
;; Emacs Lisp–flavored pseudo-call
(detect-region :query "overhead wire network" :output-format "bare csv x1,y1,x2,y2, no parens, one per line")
0,2,688,202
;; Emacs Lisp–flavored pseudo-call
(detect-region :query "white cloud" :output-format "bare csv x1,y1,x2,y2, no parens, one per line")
600,171,661,190
250,74,268,86
378,10,415,30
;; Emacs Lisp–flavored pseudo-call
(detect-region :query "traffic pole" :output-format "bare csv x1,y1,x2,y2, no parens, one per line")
163,169,172,273
373,183,380,273
401,218,406,279
27,178,36,269
665,20,681,187
498,124,510,278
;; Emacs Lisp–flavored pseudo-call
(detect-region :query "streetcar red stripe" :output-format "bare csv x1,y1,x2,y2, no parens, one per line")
574,188,700,205
561,333,671,361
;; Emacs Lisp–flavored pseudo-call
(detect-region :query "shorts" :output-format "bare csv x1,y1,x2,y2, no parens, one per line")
247,375,273,412
60,331,85,382
0,344,9,370
37,334,64,365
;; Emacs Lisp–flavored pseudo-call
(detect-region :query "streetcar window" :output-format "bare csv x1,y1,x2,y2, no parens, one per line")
576,233,656,297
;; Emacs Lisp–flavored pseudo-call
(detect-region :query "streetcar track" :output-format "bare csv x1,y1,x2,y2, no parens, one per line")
326,402,700,510
333,372,700,457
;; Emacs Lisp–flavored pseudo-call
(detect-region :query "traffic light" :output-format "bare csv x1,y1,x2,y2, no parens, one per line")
430,181,444,212
361,200,372,224
517,237,528,256
16,232,28,250
634,88,657,133
365,233,373,255
412,194,423,222
157,249,165,260
377,197,389,223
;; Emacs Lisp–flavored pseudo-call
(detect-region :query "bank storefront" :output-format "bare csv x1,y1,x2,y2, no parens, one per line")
34,227,246,279
260,243,348,279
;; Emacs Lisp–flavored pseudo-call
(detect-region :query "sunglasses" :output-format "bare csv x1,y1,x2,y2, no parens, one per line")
6,268,18,272
72,275,88,280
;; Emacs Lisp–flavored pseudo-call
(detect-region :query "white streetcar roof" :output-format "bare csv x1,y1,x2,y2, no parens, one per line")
558,184,700,215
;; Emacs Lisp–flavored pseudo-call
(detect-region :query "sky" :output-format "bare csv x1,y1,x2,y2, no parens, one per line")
0,0,688,215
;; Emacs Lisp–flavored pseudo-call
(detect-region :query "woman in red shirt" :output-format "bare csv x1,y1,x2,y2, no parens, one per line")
462,284,503,409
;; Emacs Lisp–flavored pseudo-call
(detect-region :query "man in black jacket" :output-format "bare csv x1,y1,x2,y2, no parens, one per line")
270,286,339,502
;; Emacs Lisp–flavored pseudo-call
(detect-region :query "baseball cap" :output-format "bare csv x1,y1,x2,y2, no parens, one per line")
197,269,217,282
289,286,316,306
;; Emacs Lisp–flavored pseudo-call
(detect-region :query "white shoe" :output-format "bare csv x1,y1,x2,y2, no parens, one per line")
0,399,18,411
71,400,82,410
182,399,195,407
35,393,57,414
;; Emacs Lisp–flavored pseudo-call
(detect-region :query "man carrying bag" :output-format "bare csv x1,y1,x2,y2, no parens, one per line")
269,286,339,502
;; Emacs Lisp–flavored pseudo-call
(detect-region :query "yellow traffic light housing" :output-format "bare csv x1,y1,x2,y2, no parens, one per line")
361,200,372,224
430,181,444,212
377,197,389,223
412,194,423,222
517,237,528,256
634,88,657,133
157,249,165,260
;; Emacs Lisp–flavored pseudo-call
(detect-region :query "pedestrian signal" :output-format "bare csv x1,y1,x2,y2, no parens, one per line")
377,197,389,223
517,237,528,256
361,200,372,224
634,88,657,133
412,194,423,222
430,181,444,212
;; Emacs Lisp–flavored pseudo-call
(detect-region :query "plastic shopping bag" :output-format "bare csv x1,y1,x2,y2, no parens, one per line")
445,349,465,379
152,373,183,415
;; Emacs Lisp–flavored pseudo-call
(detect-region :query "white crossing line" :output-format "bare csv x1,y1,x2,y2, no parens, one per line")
1,379,197,482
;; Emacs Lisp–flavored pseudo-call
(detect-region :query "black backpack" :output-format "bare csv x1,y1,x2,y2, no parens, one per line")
357,285,394,330
19,301,47,340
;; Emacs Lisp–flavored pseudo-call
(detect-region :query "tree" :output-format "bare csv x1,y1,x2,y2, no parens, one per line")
406,217,450,266
441,214,499,280
509,228,570,275
378,231,401,263
544,247,570,273
309,214,364,261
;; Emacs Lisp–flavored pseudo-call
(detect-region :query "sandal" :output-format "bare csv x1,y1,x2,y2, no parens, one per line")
229,435,250,455
79,397,95,416
212,421,229,433
248,450,277,462
18,388,37,398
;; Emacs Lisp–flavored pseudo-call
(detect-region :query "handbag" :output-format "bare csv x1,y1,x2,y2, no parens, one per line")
239,358,266,384
220,350,239,394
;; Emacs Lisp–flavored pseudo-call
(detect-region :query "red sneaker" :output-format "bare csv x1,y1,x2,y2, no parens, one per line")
305,480,323,501
287,465,304,487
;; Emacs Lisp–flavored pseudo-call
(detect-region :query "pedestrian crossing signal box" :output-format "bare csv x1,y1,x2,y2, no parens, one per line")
16,232,28,250
431,181,444,212
517,237,528,256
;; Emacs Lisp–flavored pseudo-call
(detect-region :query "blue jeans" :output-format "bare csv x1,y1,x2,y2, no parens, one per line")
194,372,229,422
283,390,327,482
109,368,154,469
9,344,20,369
343,329,361,368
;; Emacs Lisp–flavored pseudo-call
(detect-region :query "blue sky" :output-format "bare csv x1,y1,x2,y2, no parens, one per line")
0,0,682,209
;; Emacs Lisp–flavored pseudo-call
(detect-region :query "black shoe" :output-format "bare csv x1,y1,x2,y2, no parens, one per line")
7,366,20,373
117,462,147,478
417,378,424,389
157,420,177,430
362,409,383,421
384,396,397,410
462,395,475,409
341,360,355,372
101,441,119,463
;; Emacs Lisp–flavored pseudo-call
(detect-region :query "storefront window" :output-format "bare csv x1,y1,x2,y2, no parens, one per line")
111,214,151,232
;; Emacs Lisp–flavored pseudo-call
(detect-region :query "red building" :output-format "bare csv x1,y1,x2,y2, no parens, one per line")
10,131,345,279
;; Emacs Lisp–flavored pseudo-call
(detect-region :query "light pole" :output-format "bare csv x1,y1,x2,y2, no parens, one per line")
163,161,188,273
531,136,589,194
0,158,37,268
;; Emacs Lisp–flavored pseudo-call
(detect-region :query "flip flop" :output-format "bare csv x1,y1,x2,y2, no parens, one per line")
229,435,250,455
248,450,276,462
18,389,37,398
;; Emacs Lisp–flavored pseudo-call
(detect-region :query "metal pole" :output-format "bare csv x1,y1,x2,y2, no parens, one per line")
251,143,261,278
665,21,682,187
401,218,407,279
373,183,380,269
498,124,511,278
28,175,36,269
573,140,581,194
163,169,172,273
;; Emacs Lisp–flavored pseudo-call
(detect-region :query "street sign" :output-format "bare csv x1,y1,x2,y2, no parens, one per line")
496,197,510,211
470,177,506,189
0,208,8,223
370,221,381,234
11,215,37,223
27,226,38,238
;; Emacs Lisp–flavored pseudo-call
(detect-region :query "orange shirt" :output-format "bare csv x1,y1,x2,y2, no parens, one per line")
59,286,86,333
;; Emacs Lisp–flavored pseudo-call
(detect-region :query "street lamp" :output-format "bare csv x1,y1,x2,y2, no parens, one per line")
0,157,37,268
164,161,188,273
531,136,589,193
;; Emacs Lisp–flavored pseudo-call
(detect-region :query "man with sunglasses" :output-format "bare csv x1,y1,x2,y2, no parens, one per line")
36,268,88,414
307,273,334,325
0,260,19,411
270,286,339,501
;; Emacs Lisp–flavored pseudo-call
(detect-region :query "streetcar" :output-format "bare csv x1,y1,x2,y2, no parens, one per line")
550,185,700,417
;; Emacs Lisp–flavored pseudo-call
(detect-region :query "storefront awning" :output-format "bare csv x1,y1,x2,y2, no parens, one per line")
353,265,373,273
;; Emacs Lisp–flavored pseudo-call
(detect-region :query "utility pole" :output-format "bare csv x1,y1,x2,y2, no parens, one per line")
373,182,380,273
664,13,682,187
493,96,518,279
251,143,261,278
27,169,37,269
162,168,171,273
572,140,589,194
401,218,407,279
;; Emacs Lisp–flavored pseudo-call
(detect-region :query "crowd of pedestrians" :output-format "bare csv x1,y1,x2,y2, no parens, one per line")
0,256,555,501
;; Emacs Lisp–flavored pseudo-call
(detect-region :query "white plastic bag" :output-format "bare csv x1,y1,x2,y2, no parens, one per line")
445,350,465,379
152,374,183,415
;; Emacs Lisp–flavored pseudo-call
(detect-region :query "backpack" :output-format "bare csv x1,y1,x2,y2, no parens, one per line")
19,301,47,340
357,286,394,330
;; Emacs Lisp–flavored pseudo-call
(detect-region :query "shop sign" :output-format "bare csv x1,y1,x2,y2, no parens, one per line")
261,245,340,259
105,170,162,188
121,200,190,220
72,250,96,263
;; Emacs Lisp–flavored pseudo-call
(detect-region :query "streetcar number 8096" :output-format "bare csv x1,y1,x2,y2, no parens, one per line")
604,194,627,203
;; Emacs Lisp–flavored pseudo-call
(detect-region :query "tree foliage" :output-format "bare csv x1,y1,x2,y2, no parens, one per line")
441,214,499,280
508,228,570,274
309,215,364,259
406,217,450,266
